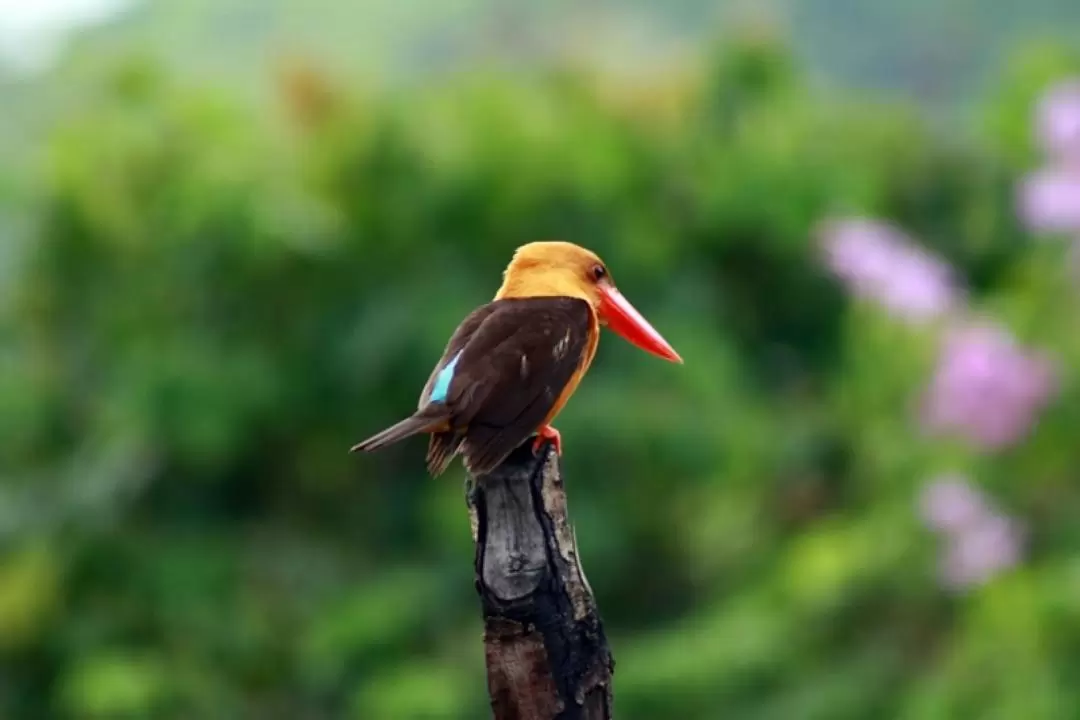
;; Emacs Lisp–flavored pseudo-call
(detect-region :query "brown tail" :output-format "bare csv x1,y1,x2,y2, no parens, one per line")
350,412,447,454
426,432,464,477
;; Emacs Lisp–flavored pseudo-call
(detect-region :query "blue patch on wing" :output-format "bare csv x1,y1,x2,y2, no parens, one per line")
429,350,463,404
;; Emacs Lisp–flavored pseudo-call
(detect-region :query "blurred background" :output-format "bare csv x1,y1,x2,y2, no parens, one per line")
2,1,1080,718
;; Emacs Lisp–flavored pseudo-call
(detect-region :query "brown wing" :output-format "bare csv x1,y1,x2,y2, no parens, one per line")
418,303,500,410
418,303,501,476
441,297,592,476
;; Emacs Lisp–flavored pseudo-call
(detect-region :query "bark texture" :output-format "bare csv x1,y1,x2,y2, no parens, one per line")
466,441,614,720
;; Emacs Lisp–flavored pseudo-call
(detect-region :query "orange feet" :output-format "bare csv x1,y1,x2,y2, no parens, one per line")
532,424,562,456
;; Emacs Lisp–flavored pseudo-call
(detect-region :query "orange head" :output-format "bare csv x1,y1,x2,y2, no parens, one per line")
495,241,683,363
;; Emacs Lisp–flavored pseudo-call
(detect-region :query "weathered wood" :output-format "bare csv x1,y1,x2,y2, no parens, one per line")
466,441,614,720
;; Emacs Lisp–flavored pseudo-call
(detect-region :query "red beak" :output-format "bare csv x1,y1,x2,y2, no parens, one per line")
598,285,683,363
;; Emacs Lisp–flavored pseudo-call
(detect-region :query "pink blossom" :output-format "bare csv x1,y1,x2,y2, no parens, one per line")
820,218,958,323
918,475,1025,591
1036,79,1080,164
1017,166,1080,234
918,474,989,533
940,513,1025,590
921,320,1057,450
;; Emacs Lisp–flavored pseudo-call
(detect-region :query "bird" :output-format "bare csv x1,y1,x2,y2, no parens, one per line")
349,241,682,477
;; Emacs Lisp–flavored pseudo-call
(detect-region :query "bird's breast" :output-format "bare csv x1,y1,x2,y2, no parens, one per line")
542,309,599,425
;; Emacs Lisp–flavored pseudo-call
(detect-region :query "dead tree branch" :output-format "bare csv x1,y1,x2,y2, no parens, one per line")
466,441,614,720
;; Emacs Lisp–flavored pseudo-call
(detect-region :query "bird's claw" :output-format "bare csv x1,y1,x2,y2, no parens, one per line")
532,425,562,456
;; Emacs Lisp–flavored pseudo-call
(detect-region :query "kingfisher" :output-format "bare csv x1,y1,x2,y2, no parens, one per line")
350,241,682,476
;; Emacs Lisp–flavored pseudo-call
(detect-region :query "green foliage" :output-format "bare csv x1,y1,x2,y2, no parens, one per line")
2,37,1080,719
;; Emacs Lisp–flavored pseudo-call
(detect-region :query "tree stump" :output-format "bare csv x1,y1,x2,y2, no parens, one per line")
466,441,614,720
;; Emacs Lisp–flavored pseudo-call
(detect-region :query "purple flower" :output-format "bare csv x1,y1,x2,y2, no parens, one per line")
919,474,989,533
1016,166,1080,234
820,218,959,322
940,513,1025,590
921,321,1057,450
1036,79,1080,164
918,475,1025,591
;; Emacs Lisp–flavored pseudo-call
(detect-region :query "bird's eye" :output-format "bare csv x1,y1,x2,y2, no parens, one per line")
590,264,607,281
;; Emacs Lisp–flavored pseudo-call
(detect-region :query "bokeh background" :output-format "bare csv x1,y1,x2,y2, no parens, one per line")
3,1,1080,718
